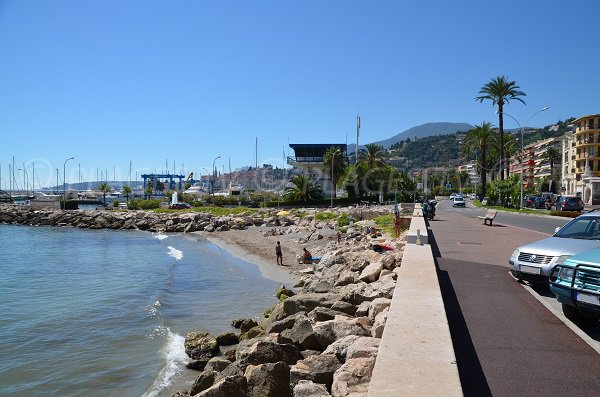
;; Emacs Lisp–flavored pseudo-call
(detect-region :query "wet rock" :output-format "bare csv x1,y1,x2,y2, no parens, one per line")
216,332,239,346
190,370,218,395
184,332,220,360
264,312,307,334
205,357,232,372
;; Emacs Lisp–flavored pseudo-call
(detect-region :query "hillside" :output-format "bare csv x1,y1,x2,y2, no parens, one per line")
348,121,473,153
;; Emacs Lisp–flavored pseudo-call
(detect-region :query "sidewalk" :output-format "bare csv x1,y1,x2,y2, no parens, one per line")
428,210,600,397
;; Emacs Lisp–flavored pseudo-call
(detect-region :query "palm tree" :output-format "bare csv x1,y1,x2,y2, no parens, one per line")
99,183,111,206
476,76,526,180
322,146,346,198
283,174,323,202
122,185,132,201
543,146,561,191
462,122,495,199
359,143,387,168
502,133,518,178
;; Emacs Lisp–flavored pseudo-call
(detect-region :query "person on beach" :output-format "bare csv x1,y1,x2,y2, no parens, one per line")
302,247,312,263
275,241,283,265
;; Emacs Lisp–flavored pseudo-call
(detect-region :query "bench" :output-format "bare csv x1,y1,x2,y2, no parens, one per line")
478,210,497,226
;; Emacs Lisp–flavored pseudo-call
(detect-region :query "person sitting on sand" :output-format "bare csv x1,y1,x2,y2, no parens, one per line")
370,227,378,238
302,248,312,263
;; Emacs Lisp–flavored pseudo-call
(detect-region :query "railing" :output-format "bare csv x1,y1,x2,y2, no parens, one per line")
287,156,325,164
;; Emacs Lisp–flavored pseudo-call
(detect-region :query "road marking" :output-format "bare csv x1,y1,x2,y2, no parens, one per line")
508,271,600,355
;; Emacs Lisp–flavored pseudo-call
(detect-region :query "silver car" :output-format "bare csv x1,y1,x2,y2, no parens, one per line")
509,212,600,283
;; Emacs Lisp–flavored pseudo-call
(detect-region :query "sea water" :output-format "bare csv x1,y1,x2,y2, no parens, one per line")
0,224,290,396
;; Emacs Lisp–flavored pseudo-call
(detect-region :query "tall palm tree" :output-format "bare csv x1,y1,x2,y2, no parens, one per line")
122,185,132,201
359,143,387,168
283,174,323,202
543,146,561,190
502,133,518,178
99,182,111,206
322,146,346,198
462,122,495,199
476,76,526,180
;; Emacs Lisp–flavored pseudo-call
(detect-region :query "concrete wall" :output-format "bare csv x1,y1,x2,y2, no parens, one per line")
368,205,462,396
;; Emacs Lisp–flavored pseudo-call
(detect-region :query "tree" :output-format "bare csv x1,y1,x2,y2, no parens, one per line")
322,146,346,198
283,174,323,202
476,76,526,180
462,122,495,199
122,185,132,201
501,133,518,178
99,183,111,206
359,143,387,168
543,146,561,191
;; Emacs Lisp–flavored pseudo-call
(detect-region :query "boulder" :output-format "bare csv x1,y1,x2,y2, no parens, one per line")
367,298,392,322
289,354,341,391
329,301,357,316
196,375,247,397
359,261,384,283
216,332,239,346
278,315,321,351
224,349,237,362
184,332,220,360
312,317,370,350
276,285,296,300
354,301,371,317
244,361,291,397
205,357,232,373
236,340,303,370
239,325,264,341
186,357,210,371
345,336,380,360
334,271,358,287
380,254,396,270
331,357,376,397
264,312,307,334
308,307,350,323
293,380,332,397
190,370,218,395
371,307,389,338
321,335,361,363
240,318,259,332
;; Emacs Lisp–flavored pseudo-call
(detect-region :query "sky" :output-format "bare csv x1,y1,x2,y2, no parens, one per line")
1,0,599,189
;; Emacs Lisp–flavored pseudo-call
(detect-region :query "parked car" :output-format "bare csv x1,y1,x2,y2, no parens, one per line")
524,195,540,208
449,193,457,200
509,212,600,283
555,196,584,212
453,196,466,207
481,197,489,206
549,248,600,325
170,202,192,209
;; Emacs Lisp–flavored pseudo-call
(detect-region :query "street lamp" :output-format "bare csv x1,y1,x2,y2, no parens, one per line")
497,107,549,210
212,156,221,195
63,157,75,203
330,148,341,208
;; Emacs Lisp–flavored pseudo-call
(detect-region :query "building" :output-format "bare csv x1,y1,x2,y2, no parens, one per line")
287,144,348,197
564,114,600,204
532,137,561,183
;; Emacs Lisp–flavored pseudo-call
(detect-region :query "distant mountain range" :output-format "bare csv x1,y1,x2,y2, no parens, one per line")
348,122,474,153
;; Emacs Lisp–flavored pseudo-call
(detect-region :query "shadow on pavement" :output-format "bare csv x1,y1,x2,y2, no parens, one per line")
428,229,492,397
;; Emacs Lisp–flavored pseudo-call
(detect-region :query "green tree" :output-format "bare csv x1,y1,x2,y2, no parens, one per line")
122,185,132,201
144,184,154,198
463,122,495,199
543,146,561,191
476,76,526,180
322,146,346,198
359,143,387,168
283,174,323,202
99,183,111,206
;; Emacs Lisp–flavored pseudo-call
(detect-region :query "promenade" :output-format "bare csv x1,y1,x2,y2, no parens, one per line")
428,205,600,396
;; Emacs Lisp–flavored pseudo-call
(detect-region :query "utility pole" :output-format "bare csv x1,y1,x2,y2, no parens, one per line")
356,115,360,164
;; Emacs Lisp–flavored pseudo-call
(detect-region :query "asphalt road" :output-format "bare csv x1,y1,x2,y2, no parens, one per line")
428,200,600,397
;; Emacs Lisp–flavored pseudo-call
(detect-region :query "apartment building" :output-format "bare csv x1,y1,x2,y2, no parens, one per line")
287,143,348,197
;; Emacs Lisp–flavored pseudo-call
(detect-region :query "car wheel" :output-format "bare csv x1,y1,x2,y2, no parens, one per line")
562,304,600,325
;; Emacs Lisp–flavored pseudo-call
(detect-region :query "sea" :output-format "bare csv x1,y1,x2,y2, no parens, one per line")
0,224,292,396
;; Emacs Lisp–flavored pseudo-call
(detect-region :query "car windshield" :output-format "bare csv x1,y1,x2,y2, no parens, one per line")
454,197,464,201
554,216,600,240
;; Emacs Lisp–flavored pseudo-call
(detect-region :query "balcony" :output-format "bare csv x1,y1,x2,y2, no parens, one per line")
287,156,324,165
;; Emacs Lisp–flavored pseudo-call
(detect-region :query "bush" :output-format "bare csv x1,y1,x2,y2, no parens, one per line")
548,210,580,218
127,199,162,210
315,211,337,221
337,213,350,227
112,200,120,208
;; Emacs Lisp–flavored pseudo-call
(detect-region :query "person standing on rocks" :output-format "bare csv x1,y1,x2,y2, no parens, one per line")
275,241,283,265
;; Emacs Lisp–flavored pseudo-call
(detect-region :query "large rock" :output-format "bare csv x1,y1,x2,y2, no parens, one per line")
345,336,380,360
359,261,384,283
308,307,350,323
289,354,341,391
293,380,331,397
205,357,232,373
329,301,357,316
184,332,220,360
244,361,291,397
264,312,307,334
190,370,218,395
371,307,389,338
312,317,370,350
367,298,392,322
196,375,247,397
216,332,239,346
321,335,361,363
278,315,321,351
331,357,376,397
236,340,303,370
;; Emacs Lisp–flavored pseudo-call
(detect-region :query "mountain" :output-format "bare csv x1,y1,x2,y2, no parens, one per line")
348,122,474,153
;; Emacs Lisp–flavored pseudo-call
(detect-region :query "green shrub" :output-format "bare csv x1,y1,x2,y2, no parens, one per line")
315,211,337,221
112,200,120,208
127,199,162,210
337,213,350,227
373,213,396,235
549,210,580,218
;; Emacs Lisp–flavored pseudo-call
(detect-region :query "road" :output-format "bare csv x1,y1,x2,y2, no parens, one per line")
428,199,600,397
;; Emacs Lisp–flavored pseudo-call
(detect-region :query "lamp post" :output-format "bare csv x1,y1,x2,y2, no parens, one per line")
63,157,75,202
202,167,209,189
211,156,221,195
497,107,549,210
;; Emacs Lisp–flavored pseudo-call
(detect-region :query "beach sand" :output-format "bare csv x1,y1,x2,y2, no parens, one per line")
196,223,340,283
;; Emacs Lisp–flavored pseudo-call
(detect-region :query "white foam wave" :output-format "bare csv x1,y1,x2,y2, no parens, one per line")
153,232,168,240
167,246,183,260
142,329,190,397
145,300,162,317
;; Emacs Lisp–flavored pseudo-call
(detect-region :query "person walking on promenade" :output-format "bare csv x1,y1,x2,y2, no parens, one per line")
275,241,283,265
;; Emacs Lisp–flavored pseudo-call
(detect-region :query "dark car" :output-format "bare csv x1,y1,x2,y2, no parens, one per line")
524,195,540,208
170,202,192,209
555,196,584,212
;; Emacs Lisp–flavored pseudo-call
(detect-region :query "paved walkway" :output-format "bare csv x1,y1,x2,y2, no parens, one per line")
428,208,600,397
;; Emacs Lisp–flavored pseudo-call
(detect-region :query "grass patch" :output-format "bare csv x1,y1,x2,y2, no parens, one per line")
548,210,581,218
154,206,259,216
373,214,395,235
315,211,338,221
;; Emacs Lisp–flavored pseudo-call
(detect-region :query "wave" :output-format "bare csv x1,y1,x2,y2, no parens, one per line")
167,246,183,261
142,329,190,397
153,232,168,240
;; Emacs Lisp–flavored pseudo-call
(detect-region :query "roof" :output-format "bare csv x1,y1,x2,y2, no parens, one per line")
289,143,347,150
574,114,600,123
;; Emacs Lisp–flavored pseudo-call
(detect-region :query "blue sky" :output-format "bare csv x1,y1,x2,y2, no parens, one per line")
1,0,599,188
